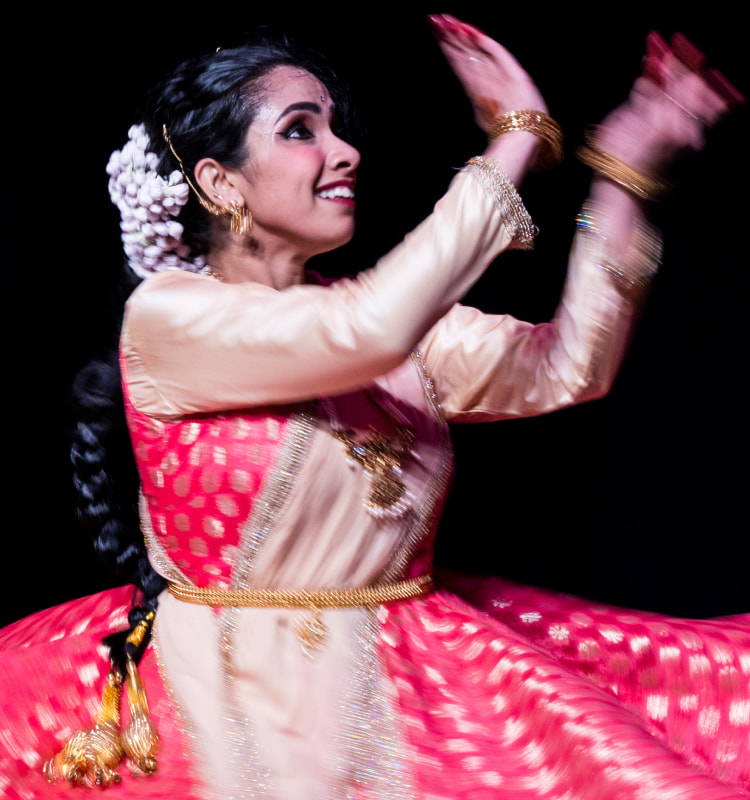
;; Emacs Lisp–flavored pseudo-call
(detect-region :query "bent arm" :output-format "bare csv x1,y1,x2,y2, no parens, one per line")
420,211,661,422
122,167,531,418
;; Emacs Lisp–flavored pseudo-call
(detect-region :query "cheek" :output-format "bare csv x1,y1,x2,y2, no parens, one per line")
286,149,326,187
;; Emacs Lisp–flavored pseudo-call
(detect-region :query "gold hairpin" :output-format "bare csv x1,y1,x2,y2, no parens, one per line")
162,124,226,216
162,125,252,235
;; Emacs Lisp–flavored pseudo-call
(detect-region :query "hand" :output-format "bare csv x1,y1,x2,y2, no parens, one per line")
429,14,547,131
595,32,744,176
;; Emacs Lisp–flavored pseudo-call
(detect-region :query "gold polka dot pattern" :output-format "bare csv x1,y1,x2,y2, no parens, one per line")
125,393,288,588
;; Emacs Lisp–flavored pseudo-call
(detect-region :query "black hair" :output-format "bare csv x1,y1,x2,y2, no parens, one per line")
140,26,360,258
72,27,358,670
70,351,163,670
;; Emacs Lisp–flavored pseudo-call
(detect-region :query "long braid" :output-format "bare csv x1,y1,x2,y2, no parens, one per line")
70,351,165,670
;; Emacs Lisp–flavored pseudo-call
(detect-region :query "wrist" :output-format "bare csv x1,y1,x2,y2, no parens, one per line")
577,127,670,202
483,130,541,185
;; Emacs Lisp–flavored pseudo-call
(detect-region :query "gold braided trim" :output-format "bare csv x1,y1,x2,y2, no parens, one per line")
168,574,434,608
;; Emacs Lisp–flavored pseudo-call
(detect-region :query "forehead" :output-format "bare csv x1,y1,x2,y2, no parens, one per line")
258,65,330,112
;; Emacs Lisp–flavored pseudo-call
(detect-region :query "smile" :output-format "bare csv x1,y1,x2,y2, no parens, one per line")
316,186,356,202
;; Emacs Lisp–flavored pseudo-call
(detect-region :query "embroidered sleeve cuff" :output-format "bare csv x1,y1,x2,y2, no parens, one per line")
575,201,663,295
462,156,537,250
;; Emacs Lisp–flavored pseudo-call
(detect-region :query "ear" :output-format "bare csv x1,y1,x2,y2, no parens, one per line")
193,158,244,210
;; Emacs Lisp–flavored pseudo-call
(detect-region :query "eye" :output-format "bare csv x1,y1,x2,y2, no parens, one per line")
279,121,313,141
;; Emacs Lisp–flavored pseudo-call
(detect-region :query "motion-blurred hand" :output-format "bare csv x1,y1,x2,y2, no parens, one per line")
429,14,548,130
596,32,743,176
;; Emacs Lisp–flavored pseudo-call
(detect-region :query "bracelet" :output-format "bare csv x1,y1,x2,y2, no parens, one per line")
576,128,669,201
463,156,537,249
487,110,564,171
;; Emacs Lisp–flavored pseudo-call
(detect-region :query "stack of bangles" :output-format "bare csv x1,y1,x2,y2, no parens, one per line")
487,111,668,202
488,109,565,171
576,126,669,201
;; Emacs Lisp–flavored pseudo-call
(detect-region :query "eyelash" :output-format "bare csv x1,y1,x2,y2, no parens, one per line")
279,121,313,141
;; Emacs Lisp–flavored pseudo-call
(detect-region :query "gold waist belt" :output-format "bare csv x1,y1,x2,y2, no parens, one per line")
167,574,434,609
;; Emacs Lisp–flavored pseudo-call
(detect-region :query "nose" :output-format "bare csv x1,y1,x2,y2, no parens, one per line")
329,135,360,172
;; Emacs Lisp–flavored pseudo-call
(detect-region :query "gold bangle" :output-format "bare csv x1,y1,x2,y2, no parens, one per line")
487,110,564,171
576,129,669,201
167,574,434,608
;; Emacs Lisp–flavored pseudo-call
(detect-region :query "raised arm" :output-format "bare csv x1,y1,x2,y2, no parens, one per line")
122,165,528,417
122,17,558,419
421,31,742,422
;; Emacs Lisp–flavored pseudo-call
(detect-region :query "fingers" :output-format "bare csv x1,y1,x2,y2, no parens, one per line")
670,32,705,72
643,31,745,110
428,13,526,77
704,68,746,110
429,14,484,51
642,31,671,87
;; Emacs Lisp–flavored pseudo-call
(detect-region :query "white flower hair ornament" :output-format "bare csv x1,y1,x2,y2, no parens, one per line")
106,124,206,278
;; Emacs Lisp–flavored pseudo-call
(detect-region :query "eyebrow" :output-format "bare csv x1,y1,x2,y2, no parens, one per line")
275,101,323,123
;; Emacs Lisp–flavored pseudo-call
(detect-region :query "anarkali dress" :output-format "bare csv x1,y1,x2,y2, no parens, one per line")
1,160,749,799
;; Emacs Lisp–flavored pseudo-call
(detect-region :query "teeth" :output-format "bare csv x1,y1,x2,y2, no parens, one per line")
317,186,355,200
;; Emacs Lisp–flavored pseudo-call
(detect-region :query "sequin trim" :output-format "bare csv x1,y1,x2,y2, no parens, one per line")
381,350,454,583
576,201,663,295
463,156,537,249
140,492,192,584
332,609,417,799
218,408,318,799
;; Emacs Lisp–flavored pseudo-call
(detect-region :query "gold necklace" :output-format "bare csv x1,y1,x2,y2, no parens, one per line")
321,395,415,519
203,266,224,282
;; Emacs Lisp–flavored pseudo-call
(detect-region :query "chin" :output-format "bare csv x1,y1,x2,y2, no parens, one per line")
310,227,356,257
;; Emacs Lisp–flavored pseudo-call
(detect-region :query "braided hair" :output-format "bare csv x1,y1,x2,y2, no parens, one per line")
70,348,163,670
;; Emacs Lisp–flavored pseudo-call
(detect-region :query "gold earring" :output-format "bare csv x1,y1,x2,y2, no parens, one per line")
229,201,252,236
163,125,253,235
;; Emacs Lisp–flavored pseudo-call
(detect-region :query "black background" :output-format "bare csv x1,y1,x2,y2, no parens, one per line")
5,4,748,627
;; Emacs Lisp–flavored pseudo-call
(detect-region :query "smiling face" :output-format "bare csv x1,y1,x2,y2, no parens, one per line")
233,65,360,261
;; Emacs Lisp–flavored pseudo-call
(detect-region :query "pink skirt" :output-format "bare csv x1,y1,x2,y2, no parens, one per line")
2,578,749,799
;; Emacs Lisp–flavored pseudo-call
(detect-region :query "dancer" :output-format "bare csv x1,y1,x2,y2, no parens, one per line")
1,14,746,800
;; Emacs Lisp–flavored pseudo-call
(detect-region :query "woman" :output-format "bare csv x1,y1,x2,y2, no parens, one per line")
1,14,747,800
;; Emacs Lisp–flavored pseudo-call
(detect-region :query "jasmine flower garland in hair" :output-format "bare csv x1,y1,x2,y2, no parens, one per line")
106,124,205,277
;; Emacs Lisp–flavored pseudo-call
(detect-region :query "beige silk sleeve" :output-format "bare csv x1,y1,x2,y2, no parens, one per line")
419,224,658,422
121,169,523,418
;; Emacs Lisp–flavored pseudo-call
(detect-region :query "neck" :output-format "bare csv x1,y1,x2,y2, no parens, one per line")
207,234,308,289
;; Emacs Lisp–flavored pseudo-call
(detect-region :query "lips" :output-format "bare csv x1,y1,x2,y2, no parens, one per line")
315,180,356,205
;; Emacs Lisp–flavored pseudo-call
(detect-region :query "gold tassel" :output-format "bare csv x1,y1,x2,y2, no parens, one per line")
44,667,125,787
121,654,160,775
121,612,159,776
44,611,160,787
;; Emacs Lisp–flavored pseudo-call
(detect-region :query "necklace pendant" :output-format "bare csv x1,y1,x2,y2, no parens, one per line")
326,404,415,518
292,609,328,658
367,470,406,511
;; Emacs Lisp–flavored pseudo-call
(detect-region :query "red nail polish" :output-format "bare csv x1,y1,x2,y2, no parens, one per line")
670,33,705,72
642,55,666,88
705,67,746,108
646,31,671,60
